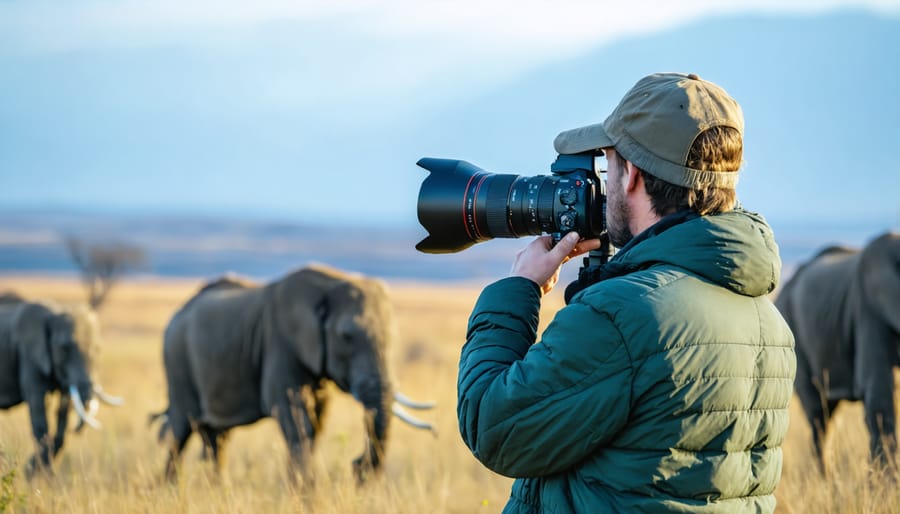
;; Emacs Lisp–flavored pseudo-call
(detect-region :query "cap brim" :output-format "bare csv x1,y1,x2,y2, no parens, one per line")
553,123,614,155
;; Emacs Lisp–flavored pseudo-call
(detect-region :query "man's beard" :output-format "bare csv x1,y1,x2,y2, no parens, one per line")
606,184,633,248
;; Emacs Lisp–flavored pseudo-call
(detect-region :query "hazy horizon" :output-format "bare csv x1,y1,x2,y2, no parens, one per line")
0,208,893,285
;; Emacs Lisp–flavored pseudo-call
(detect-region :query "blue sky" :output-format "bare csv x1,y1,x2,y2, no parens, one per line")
1,0,898,228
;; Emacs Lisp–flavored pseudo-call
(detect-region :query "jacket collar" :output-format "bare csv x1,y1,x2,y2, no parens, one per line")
565,208,780,303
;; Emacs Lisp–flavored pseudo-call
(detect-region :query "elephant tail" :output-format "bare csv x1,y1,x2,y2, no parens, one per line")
147,408,171,443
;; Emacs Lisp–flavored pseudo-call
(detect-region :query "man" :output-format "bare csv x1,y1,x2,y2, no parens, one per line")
457,72,796,513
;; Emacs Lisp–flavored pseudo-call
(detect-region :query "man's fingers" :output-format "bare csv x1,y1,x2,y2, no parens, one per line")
550,232,581,261
573,238,602,256
554,233,602,262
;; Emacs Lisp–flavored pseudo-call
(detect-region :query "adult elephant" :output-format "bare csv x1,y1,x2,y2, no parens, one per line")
776,231,900,467
158,265,433,483
0,299,121,477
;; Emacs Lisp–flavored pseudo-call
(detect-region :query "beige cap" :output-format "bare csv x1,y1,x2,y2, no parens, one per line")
553,72,744,189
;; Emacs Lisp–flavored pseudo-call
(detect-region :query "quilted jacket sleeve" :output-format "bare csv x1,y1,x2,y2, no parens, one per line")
457,277,634,478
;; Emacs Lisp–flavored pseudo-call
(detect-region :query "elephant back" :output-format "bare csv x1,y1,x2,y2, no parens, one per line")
776,246,858,356
777,245,857,309
171,274,259,320
0,291,24,304
196,274,257,295
164,275,261,359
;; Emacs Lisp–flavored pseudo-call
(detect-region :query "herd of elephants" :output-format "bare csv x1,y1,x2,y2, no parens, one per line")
0,230,898,484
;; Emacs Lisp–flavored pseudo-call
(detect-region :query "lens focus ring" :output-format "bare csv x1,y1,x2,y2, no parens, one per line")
482,174,517,238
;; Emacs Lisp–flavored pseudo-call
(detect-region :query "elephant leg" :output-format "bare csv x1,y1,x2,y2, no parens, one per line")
25,394,52,479
273,391,317,483
310,384,330,436
197,425,229,475
862,369,897,466
823,398,840,451
52,393,72,456
163,414,193,483
794,357,831,470
857,323,898,466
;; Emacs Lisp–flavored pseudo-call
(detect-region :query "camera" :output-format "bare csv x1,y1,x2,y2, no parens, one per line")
415,152,608,254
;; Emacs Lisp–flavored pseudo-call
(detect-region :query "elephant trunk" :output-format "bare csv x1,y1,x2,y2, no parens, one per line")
351,376,392,482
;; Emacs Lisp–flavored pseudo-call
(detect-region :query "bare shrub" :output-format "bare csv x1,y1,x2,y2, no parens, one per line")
64,236,148,309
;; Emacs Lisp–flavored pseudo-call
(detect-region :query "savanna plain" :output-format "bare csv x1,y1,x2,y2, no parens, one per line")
1,275,898,514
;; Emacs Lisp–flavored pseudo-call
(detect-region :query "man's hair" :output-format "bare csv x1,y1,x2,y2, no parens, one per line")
617,126,742,216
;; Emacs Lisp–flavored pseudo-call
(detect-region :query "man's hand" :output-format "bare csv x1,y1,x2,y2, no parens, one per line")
510,232,602,295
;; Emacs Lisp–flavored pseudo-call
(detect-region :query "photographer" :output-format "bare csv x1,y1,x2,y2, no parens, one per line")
457,73,796,513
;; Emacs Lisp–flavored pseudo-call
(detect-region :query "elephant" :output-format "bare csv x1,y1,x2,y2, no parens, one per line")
775,231,900,467
0,298,122,477
156,265,433,484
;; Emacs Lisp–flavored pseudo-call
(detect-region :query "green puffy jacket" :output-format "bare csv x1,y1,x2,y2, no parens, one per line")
457,209,796,513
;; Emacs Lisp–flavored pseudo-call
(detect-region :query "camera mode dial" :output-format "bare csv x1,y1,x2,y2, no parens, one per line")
558,210,577,230
559,188,578,206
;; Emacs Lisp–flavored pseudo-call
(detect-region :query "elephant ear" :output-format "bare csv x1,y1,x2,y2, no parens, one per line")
67,303,100,368
270,267,340,377
15,303,53,377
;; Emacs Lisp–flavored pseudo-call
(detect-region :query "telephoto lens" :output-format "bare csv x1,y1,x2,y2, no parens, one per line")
415,154,606,254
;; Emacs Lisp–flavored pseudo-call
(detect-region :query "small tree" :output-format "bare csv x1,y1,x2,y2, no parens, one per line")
64,236,148,309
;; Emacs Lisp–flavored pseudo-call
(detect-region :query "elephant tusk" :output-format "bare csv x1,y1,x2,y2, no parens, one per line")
87,397,100,419
75,398,101,432
393,391,436,410
93,385,125,406
69,385,102,430
392,403,437,434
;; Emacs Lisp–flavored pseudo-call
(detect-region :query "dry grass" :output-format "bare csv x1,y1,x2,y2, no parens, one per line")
0,274,897,513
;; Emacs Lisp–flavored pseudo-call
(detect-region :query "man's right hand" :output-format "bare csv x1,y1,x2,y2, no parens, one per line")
509,232,601,295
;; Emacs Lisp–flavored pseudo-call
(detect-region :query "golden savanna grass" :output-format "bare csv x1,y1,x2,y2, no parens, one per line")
1,274,899,513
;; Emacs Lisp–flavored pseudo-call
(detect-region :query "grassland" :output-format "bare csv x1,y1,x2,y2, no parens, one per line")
0,275,897,513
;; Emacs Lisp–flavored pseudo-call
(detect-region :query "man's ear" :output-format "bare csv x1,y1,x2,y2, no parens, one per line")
624,161,643,193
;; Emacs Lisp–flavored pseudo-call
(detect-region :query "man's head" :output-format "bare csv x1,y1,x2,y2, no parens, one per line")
554,72,744,244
